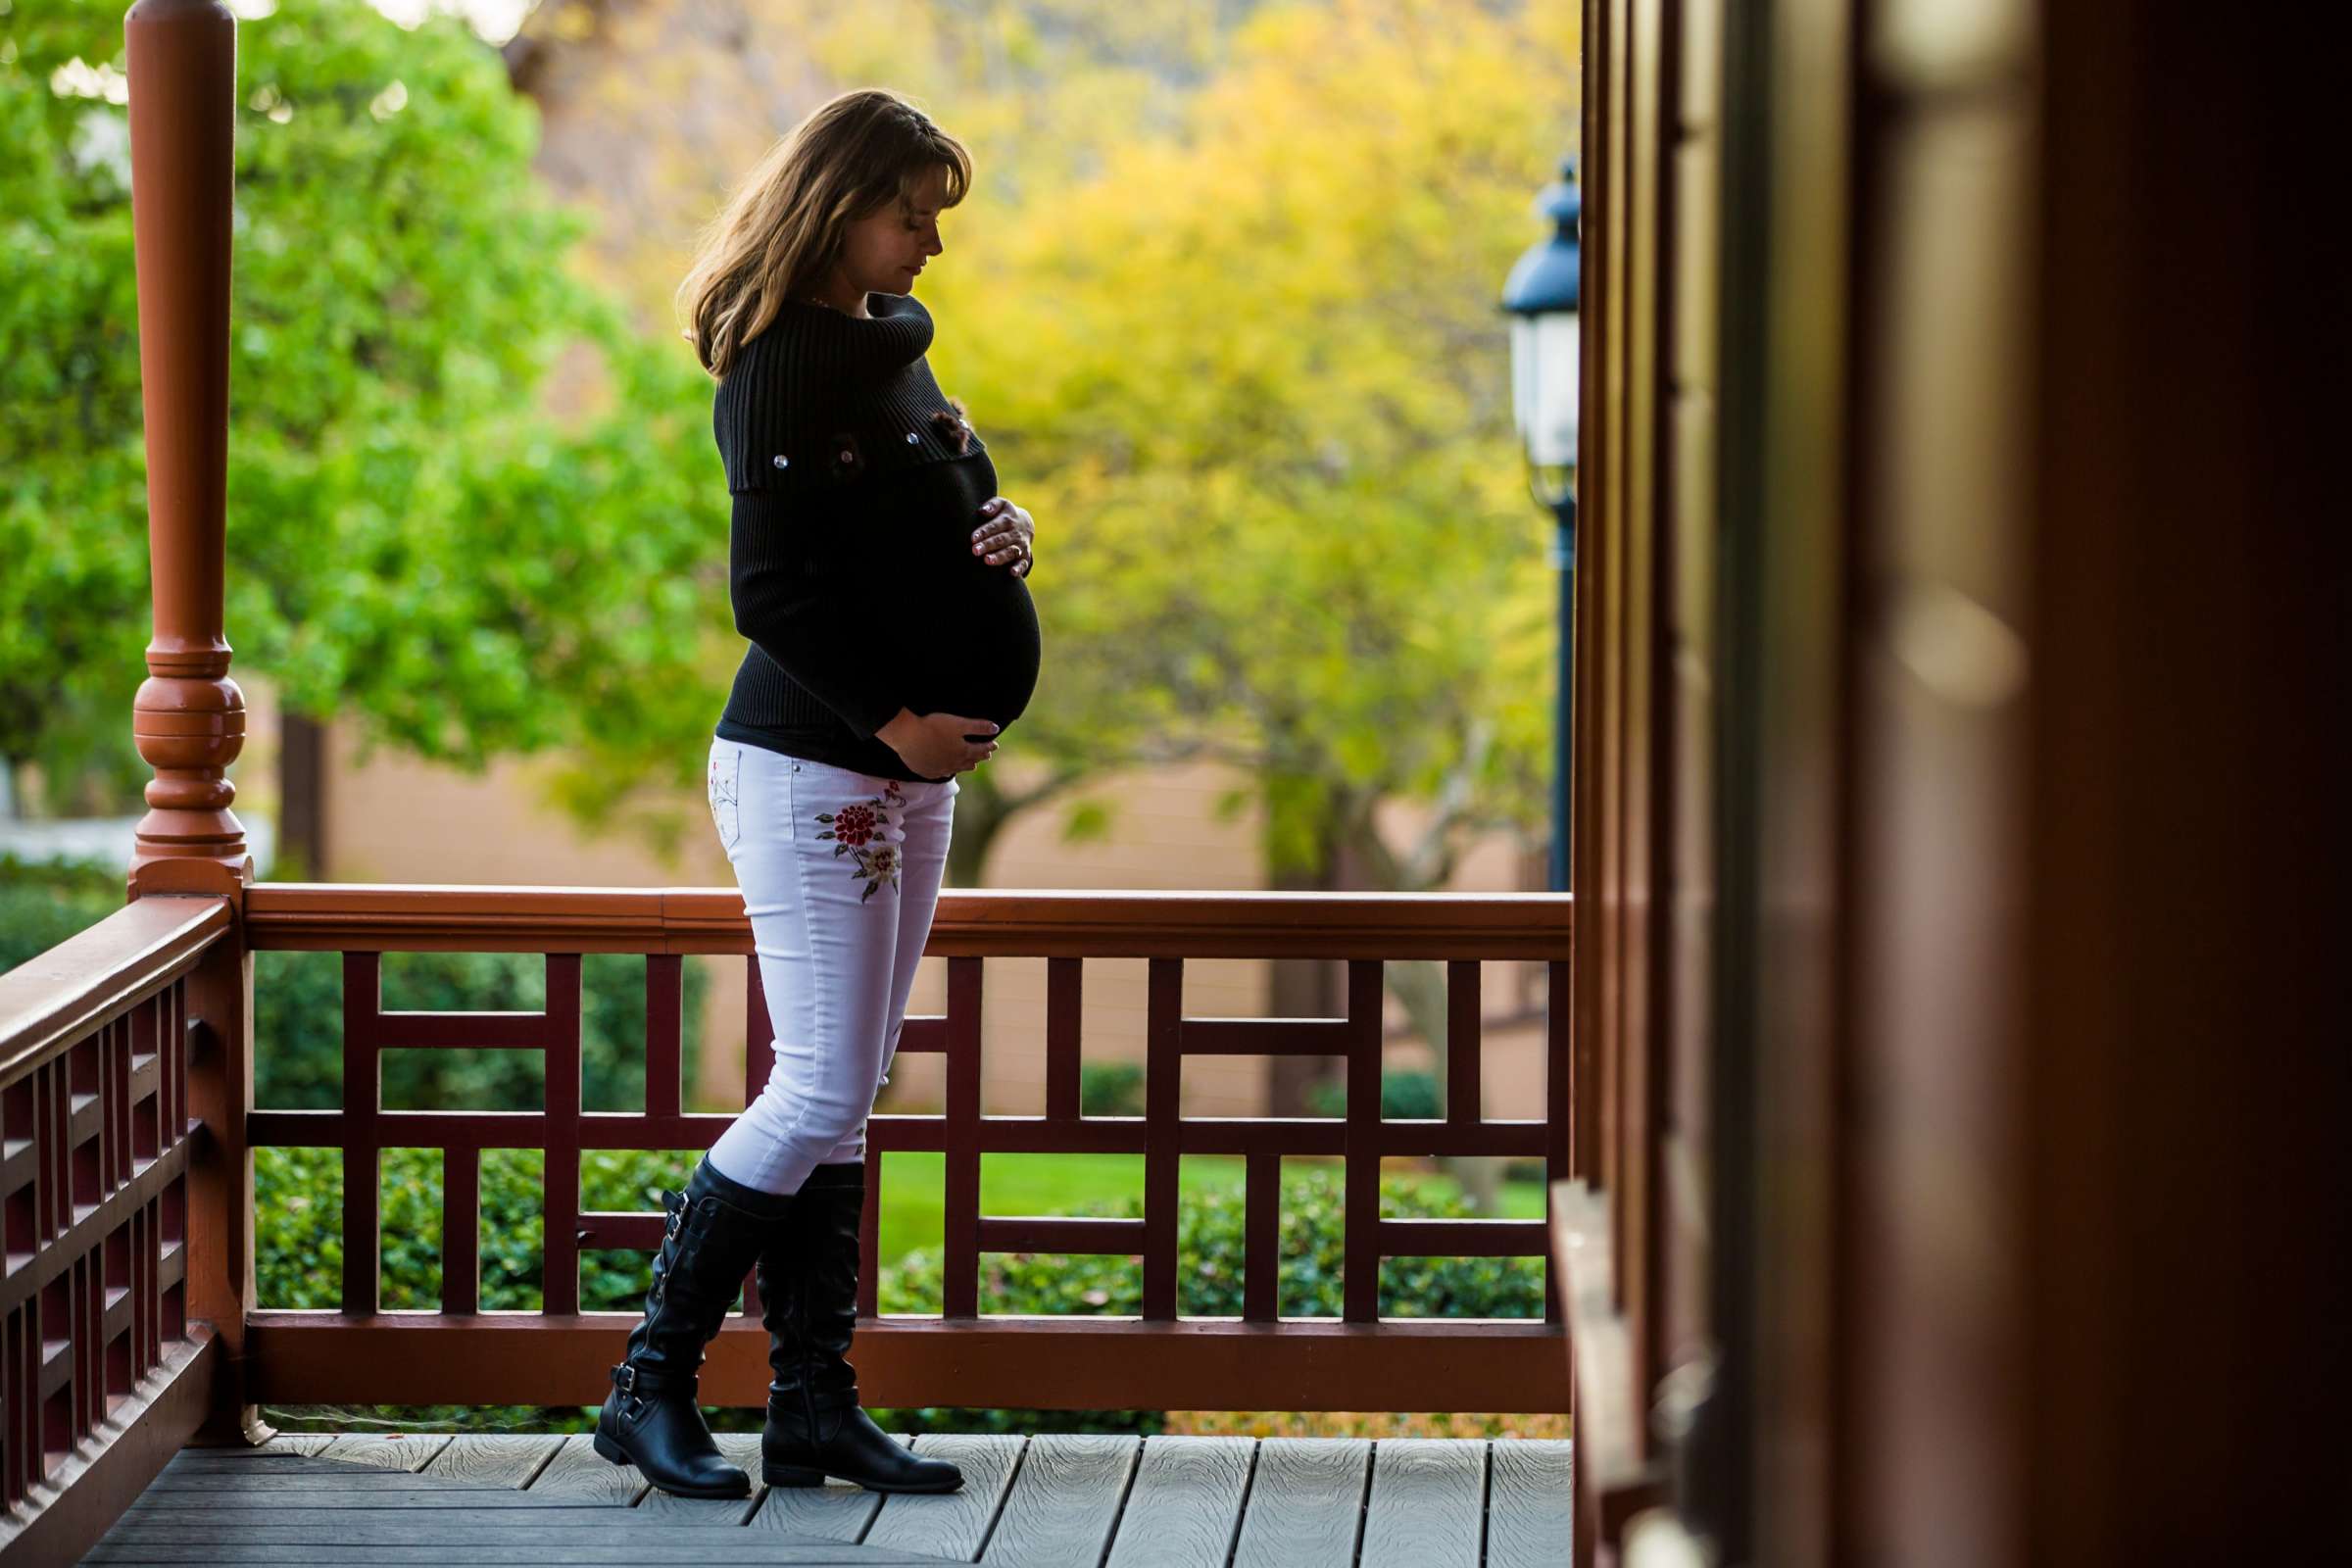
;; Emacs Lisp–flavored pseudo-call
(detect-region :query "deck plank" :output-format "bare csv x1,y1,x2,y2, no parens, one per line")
160,1431,339,1460
862,1434,1025,1561
161,1450,388,1475
979,1434,1142,1567
314,1431,456,1471
87,1551,917,1566
750,1436,909,1543
1227,1438,1371,1568
104,1504,635,1534
125,1487,636,1511
419,1432,566,1488
1485,1438,1575,1568
1102,1436,1255,1568
524,1431,653,1505
1357,1440,1487,1568
94,1469,959,1565
85,1531,954,1566
139,1468,529,1493
104,1430,1545,1567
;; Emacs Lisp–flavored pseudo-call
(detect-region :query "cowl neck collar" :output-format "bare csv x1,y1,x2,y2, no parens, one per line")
773,290,933,376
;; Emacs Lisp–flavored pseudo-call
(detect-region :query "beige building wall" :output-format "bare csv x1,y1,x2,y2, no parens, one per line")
321,712,751,1110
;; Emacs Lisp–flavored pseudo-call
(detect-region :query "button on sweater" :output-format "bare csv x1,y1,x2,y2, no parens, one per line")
710,292,1041,782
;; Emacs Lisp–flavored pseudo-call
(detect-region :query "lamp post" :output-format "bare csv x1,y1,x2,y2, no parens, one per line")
1501,157,1581,894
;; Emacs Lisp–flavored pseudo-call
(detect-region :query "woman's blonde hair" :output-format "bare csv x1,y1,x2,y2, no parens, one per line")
677,89,972,378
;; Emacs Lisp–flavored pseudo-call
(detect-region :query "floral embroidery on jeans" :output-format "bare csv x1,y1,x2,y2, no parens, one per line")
815,780,906,902
708,749,741,852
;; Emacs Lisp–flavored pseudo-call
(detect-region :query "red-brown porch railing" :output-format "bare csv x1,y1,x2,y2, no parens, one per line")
0,896,241,1559
239,884,1576,1413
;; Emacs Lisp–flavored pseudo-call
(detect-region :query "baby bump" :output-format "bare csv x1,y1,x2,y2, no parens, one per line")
903,573,1042,728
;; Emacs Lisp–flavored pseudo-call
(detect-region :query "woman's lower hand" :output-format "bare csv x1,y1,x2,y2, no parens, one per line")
878,709,1000,778
972,497,1035,577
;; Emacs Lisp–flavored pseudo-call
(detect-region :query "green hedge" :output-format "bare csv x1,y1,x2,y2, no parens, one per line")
1078,1060,1144,1117
1082,1064,1445,1126
1306,1067,1442,1122
254,949,709,1116
258,1150,1542,1319
887,1162,1544,1321
258,1146,717,1314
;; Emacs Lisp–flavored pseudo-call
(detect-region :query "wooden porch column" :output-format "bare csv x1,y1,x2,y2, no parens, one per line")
125,0,249,900
122,0,263,1448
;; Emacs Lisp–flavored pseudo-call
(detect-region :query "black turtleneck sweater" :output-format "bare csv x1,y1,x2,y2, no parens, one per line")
710,292,1042,782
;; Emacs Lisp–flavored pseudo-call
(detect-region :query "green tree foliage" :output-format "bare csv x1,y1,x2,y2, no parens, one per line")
0,0,727,830
0,853,121,973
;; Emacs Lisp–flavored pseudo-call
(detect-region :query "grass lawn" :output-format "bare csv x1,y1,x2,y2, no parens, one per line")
873,1152,1544,1267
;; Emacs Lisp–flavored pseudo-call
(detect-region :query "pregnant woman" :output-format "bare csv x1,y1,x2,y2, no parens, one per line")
595,90,1040,1500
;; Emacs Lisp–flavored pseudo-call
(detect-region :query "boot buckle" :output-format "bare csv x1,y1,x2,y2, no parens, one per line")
613,1362,637,1395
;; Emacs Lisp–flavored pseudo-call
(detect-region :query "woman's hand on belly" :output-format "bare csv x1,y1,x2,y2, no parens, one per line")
878,708,1002,778
971,496,1035,577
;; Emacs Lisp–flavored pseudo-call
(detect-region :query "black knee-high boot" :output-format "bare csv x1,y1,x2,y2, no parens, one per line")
760,1161,962,1494
594,1155,788,1497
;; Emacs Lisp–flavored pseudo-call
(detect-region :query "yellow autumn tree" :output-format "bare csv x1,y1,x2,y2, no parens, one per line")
923,0,1581,891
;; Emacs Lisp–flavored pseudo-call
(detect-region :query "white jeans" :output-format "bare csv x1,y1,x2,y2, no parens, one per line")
702,737,956,1196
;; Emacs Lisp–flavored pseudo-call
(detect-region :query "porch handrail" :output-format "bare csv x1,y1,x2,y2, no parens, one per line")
243,883,1572,958
0,898,229,1087
239,881,1576,1414
0,896,232,1556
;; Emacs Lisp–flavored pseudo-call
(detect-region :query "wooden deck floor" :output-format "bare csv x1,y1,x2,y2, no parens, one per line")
82,1430,1573,1566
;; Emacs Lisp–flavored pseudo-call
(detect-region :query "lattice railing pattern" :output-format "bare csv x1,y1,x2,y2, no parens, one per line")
858,955,1561,1324
0,916,202,1509
238,886,1576,1412
266,950,1565,1327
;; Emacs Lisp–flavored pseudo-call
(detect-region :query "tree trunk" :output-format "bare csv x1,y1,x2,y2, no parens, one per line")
1265,805,1344,1117
945,766,1008,889
278,710,328,881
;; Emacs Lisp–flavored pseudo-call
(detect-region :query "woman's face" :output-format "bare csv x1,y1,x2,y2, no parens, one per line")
835,164,949,297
